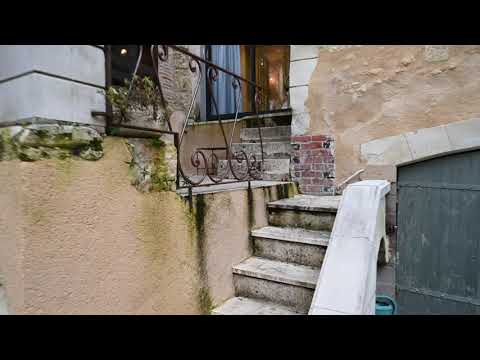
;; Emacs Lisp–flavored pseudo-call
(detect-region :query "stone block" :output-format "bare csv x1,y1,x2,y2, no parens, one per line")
424,45,449,62
289,85,309,114
361,134,413,166
1,124,104,162
404,125,452,161
361,165,397,183
290,45,321,61
127,136,177,192
290,58,318,87
291,112,311,136
444,118,480,151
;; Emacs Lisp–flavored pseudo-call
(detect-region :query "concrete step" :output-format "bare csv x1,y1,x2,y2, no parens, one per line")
217,158,290,181
231,142,292,159
252,226,330,267
267,195,341,231
212,296,303,315
232,256,319,312
240,126,291,143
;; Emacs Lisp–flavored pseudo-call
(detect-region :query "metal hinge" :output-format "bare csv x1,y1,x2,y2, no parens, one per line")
387,225,397,234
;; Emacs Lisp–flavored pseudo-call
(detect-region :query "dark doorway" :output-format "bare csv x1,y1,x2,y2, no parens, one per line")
205,45,290,120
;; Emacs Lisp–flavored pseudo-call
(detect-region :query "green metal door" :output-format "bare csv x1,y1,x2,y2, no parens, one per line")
397,150,480,314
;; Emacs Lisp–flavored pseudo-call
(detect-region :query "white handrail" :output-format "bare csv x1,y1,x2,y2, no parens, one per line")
309,180,390,315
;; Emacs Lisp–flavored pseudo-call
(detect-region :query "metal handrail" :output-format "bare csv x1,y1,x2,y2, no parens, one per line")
99,45,267,189
335,168,365,194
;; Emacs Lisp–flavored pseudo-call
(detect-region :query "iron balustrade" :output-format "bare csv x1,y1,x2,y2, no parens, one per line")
93,45,267,189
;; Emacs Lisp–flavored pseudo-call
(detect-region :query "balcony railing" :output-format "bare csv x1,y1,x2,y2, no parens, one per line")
93,45,267,189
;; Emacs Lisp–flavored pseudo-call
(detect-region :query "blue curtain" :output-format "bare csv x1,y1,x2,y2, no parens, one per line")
211,45,242,115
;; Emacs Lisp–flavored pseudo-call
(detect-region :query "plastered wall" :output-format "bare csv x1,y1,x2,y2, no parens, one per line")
0,137,292,314
306,45,480,183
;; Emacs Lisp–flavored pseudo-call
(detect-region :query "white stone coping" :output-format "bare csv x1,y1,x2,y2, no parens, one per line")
176,180,291,196
309,180,390,315
361,118,480,167
0,45,105,87
0,73,106,127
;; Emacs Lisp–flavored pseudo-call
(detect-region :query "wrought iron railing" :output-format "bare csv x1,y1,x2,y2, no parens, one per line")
93,45,267,189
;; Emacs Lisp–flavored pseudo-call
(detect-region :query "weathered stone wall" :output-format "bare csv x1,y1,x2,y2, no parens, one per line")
157,45,201,134
0,135,293,314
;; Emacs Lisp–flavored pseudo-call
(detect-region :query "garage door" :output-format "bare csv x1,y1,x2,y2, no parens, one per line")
397,150,480,314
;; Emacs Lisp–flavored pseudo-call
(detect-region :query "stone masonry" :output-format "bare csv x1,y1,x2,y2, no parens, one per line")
291,135,335,195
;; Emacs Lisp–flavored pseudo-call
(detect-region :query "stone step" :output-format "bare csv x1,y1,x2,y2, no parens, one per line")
211,296,303,315
268,195,342,212
231,142,292,159
217,158,290,182
232,256,320,312
244,114,292,128
240,126,291,143
241,136,291,144
267,195,341,231
252,226,330,267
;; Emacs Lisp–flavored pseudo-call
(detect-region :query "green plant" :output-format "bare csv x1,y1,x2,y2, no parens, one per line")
104,76,169,123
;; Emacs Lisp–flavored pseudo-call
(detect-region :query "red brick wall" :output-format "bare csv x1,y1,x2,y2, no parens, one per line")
291,135,335,195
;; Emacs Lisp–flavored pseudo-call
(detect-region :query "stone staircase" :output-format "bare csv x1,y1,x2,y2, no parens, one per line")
212,194,342,315
218,125,292,182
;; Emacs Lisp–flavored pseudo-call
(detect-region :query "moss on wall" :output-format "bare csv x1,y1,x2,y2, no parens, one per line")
191,194,214,314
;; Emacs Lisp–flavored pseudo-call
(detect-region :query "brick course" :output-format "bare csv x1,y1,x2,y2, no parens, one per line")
291,135,335,195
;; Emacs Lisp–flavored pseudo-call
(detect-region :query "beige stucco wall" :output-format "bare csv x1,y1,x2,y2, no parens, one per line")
305,45,480,183
180,119,247,174
0,136,294,314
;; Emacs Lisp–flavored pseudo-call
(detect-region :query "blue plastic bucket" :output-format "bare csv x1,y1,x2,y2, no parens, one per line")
375,295,396,315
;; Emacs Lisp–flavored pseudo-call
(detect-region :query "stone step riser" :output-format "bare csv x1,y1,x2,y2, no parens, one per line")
233,274,314,313
231,142,292,159
241,126,291,140
268,209,337,231
211,297,302,315
253,237,327,267
240,136,291,144
218,159,290,173
217,159,290,181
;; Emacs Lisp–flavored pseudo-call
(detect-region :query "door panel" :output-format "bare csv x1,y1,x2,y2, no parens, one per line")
397,150,480,314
